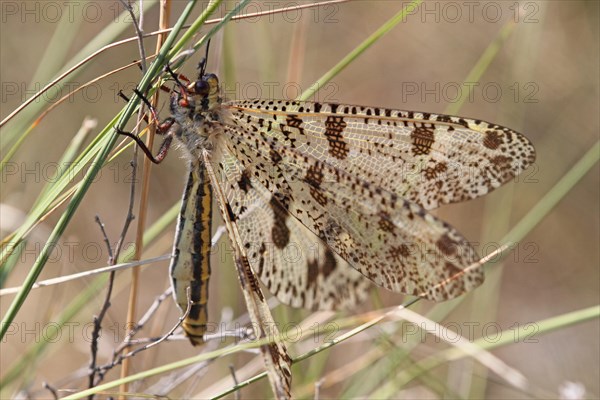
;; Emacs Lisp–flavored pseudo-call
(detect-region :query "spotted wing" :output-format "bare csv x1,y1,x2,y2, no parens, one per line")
216,120,484,301
224,100,536,210
201,150,292,399
211,143,371,310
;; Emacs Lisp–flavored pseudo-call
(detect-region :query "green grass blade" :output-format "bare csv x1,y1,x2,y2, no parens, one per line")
394,305,599,389
0,275,108,389
501,140,599,245
373,141,599,392
444,19,518,116
299,0,423,101
0,119,93,286
0,113,121,267
61,339,275,399
0,0,199,342
29,7,83,89
0,197,178,390
0,0,159,153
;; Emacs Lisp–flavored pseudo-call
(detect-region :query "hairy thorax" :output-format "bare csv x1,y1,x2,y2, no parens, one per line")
168,73,229,161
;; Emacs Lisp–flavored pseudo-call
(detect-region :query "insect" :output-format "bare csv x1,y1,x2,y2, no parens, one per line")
120,56,535,398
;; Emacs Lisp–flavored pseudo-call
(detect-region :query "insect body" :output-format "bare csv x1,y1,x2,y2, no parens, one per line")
126,64,535,399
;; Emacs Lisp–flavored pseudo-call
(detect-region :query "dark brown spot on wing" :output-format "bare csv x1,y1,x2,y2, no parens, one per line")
423,162,448,180
483,130,502,150
490,155,514,175
305,248,338,290
237,169,252,193
286,114,304,134
306,259,318,289
387,244,411,263
324,115,349,159
269,195,290,249
378,211,395,233
270,148,283,165
410,125,435,156
436,234,458,257
321,248,337,278
444,262,466,292
304,164,328,206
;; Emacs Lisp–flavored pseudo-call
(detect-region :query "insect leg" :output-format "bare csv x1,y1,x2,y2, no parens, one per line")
115,89,177,164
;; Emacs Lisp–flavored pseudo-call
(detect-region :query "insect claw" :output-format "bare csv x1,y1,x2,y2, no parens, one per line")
157,117,175,134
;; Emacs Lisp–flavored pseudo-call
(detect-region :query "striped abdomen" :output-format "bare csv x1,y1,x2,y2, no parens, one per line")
170,162,213,345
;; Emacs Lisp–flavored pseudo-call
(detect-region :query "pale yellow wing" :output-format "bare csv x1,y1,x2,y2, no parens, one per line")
213,99,535,299
224,100,535,210
211,143,371,310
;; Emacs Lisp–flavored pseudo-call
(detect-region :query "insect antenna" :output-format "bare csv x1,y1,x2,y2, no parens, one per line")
164,65,188,91
197,39,211,79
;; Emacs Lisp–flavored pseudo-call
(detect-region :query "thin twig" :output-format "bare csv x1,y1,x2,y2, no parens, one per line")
229,365,241,400
115,159,138,261
89,159,139,391
94,216,114,262
87,216,117,399
88,53,143,395
128,288,192,353
144,309,235,396
119,1,166,397
118,288,173,351
96,287,194,379
120,0,147,72
42,382,59,400
0,255,170,296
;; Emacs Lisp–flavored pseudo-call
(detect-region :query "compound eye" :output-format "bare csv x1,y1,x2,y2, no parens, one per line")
195,79,210,96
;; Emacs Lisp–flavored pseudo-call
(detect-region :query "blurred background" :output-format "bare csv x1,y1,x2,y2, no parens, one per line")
1,1,598,398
